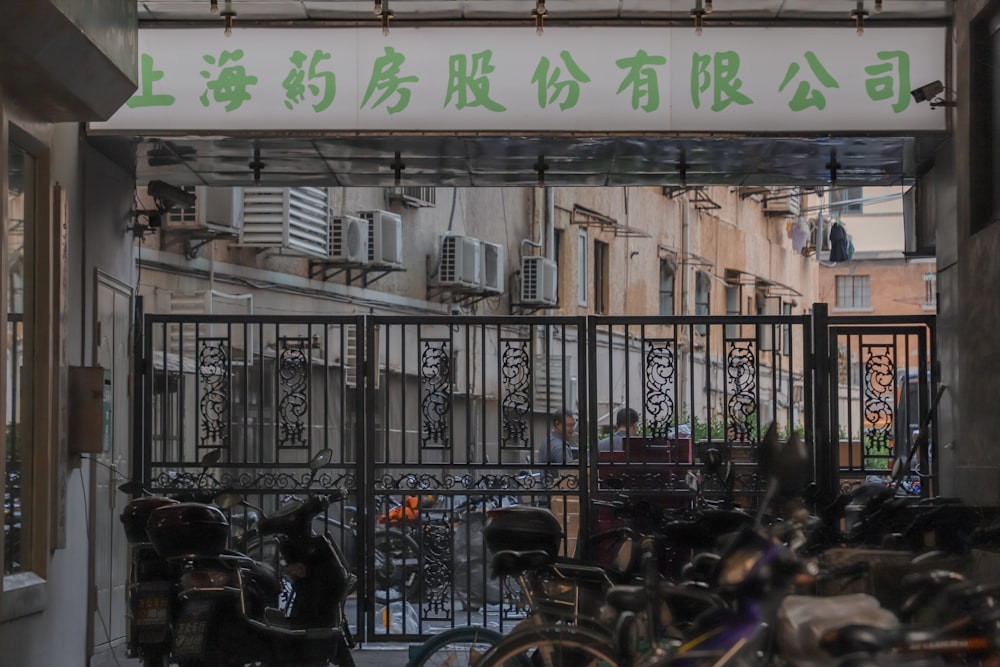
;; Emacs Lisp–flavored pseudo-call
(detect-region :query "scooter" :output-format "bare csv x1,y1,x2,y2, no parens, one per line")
146,448,357,667
119,450,224,667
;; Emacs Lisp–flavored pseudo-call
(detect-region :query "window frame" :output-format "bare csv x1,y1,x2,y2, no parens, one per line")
834,274,872,311
593,240,609,315
658,259,675,316
2,117,56,621
577,229,587,307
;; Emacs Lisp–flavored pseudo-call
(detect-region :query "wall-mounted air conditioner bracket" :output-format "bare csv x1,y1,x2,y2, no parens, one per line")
160,227,241,259
427,284,494,307
510,301,557,315
309,261,404,287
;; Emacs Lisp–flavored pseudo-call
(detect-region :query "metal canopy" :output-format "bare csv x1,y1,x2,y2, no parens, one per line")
102,0,952,188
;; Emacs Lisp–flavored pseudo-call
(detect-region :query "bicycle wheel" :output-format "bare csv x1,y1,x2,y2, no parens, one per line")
407,626,517,667
476,626,619,667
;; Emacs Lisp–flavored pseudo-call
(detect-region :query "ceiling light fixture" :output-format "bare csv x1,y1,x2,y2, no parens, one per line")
705,0,713,13
221,0,236,36
209,0,218,14
691,0,706,36
874,0,883,13
374,0,382,16
249,148,265,185
850,1,868,36
533,1,547,35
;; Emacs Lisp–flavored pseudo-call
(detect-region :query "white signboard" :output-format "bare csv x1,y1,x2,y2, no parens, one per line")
92,26,948,134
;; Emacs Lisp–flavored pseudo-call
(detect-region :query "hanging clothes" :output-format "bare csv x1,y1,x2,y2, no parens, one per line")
828,221,850,262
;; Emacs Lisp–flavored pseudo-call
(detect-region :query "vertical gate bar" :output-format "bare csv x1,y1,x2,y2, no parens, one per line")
242,321,250,466
257,322,265,466
802,317,814,487
586,316,599,560
812,303,835,502
688,322,696,448
479,322,486,466
227,322,233,462
927,317,937,496
576,317,589,555
160,320,169,465
140,308,152,485
360,314,372,642
305,325,312,456
845,333,854,473
273,322,280,464
917,328,930,496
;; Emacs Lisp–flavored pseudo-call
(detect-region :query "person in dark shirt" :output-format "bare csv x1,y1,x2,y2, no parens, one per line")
598,407,640,452
537,407,577,464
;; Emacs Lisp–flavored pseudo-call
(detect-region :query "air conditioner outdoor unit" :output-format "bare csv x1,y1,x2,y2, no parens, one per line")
763,187,802,217
438,234,481,289
329,215,369,264
480,242,505,294
163,289,254,364
338,324,380,389
520,256,558,306
160,187,242,235
357,210,403,268
237,187,331,259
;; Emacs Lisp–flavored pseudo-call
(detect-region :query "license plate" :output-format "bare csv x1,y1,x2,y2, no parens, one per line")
135,593,169,626
172,599,213,658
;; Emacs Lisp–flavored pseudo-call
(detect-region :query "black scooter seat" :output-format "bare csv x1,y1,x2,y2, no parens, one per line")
490,550,552,578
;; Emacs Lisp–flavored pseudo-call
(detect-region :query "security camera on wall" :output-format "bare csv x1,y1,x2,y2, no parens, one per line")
147,180,197,210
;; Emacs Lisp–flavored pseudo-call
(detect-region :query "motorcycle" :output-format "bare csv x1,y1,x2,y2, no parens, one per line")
146,448,357,667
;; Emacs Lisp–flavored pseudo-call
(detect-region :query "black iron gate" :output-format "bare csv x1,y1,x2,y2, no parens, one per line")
134,306,935,642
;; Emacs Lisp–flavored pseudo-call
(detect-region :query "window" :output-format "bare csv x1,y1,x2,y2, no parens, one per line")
3,126,55,619
594,240,608,314
695,271,711,334
924,271,937,309
5,139,32,579
830,186,864,215
577,230,587,307
725,283,740,338
835,274,871,309
783,302,794,354
658,259,675,315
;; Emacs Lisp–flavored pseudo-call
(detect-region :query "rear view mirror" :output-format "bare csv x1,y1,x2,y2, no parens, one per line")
310,449,334,470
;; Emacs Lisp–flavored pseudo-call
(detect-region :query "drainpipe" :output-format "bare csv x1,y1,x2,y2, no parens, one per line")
545,186,554,262
679,194,691,421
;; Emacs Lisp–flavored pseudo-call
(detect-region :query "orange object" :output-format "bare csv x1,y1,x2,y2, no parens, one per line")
378,496,420,524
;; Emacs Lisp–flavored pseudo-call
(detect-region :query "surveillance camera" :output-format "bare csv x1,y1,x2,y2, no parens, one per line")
911,80,944,104
147,180,196,210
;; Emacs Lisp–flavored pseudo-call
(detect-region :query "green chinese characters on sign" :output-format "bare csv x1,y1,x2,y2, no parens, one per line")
778,51,840,111
615,50,667,112
200,49,258,112
445,51,506,112
283,49,336,112
865,51,911,113
531,51,591,110
127,54,176,108
691,51,753,111
362,46,419,115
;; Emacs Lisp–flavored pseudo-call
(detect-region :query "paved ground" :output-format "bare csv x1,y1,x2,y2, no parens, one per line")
107,643,413,667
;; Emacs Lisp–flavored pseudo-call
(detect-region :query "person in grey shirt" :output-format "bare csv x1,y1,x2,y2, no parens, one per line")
537,407,577,464
598,407,640,452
